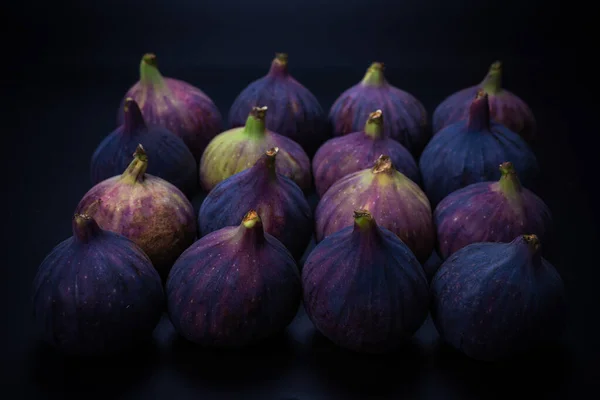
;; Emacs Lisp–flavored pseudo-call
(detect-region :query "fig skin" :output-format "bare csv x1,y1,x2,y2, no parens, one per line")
118,53,223,162
166,210,302,348
312,109,420,197
76,145,197,280
228,53,328,156
328,62,430,156
200,106,312,192
419,90,539,207
94,98,198,198
434,161,552,259
315,155,434,263
433,61,537,143
430,235,566,362
32,214,164,356
303,210,430,354
199,147,312,260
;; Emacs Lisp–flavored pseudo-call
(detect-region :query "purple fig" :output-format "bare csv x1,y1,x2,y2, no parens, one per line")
94,98,197,197
328,62,429,156
32,214,164,356
200,106,311,192
303,209,429,353
431,235,566,361
433,61,537,143
118,53,223,161
228,53,328,156
315,155,434,263
312,109,420,197
199,147,312,260
75,145,197,279
434,161,552,259
419,90,539,207
166,210,302,347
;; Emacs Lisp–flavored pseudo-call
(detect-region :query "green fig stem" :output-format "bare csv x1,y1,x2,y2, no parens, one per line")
372,155,394,174
467,90,491,132
353,209,377,231
498,162,522,196
240,210,266,245
72,214,101,244
140,53,166,87
361,62,386,87
521,234,542,264
243,106,268,139
121,144,148,184
268,53,289,76
481,61,503,95
123,98,146,134
254,147,279,180
364,110,384,139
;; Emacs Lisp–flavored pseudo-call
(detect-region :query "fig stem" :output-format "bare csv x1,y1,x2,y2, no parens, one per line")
239,210,266,245
372,155,393,174
269,53,289,76
364,110,384,139
121,144,148,183
123,98,147,134
244,107,268,139
522,234,542,263
467,90,491,132
242,210,261,228
140,53,165,86
498,162,522,196
481,61,503,95
353,209,375,230
72,214,102,244
254,147,279,180
361,62,386,87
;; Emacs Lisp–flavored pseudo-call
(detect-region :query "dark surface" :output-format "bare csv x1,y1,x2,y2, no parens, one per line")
3,0,597,398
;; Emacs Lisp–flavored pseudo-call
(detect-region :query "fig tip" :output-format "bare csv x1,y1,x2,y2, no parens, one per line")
275,53,288,62
134,144,147,158
368,109,383,121
353,209,373,219
522,234,541,252
372,155,393,173
265,147,279,157
250,106,268,119
242,210,261,228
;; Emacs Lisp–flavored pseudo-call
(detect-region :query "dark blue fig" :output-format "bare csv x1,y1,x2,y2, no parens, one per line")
328,62,429,156
199,147,312,260
302,210,429,354
228,53,328,156
32,214,164,356
434,161,552,259
166,210,302,347
93,98,198,198
312,109,420,197
431,235,566,362
419,90,539,207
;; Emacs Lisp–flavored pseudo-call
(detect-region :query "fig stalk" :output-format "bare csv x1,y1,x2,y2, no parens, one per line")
140,53,166,87
466,90,491,132
361,62,386,87
363,110,384,139
72,214,101,244
123,98,147,134
243,106,268,139
481,61,502,95
372,155,393,174
522,234,542,263
252,147,279,180
268,53,289,76
498,161,522,197
121,144,148,183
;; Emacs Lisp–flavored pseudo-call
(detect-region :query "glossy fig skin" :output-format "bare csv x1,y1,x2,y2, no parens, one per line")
76,146,196,279
313,109,420,197
315,156,434,263
419,91,539,207
434,162,552,259
328,62,430,156
228,53,328,156
118,53,223,161
430,235,566,362
95,98,198,197
32,214,164,356
200,106,312,192
303,210,430,353
166,211,302,347
199,148,312,260
433,61,537,143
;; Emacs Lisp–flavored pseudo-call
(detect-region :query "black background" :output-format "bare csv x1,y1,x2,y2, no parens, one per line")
3,0,597,399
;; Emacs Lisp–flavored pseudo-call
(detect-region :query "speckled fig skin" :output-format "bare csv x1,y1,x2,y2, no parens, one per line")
433,61,537,143
303,210,429,353
328,62,429,156
419,90,539,208
434,162,552,259
118,53,223,162
313,109,420,197
228,53,328,156
166,210,302,347
430,235,566,362
200,106,312,192
315,155,434,263
32,214,164,356
94,98,197,198
199,148,312,260
76,145,196,280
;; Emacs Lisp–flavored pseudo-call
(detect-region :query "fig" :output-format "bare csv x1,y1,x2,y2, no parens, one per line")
200,106,311,192
32,214,164,356
76,145,196,279
315,155,434,263
93,98,197,197
228,53,328,156
118,53,223,161
312,109,420,197
328,62,429,156
433,61,537,143
430,235,566,361
435,161,552,259
419,90,539,207
302,210,429,353
198,147,312,260
166,210,302,347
